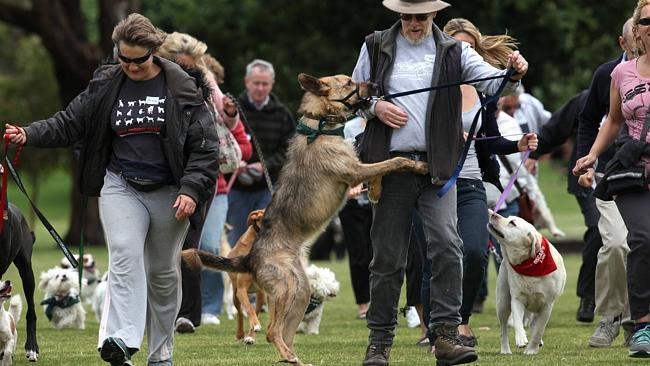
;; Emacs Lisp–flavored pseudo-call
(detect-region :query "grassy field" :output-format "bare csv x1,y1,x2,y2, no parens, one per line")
3,160,637,365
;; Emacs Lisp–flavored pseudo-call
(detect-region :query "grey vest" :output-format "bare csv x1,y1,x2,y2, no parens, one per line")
359,21,462,183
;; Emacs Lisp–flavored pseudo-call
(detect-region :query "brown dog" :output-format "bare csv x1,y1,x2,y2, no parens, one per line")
227,210,266,345
183,73,428,366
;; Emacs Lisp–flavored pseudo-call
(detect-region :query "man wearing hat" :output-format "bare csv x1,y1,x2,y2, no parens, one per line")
352,0,529,365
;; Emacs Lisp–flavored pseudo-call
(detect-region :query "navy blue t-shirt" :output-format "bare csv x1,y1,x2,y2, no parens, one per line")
108,72,173,183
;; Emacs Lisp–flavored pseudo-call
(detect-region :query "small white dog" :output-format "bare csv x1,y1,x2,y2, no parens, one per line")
487,210,566,355
38,268,86,330
91,272,109,322
60,254,101,305
0,280,21,366
297,265,340,335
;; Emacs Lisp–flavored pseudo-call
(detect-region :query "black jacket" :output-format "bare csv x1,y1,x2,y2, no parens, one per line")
530,89,590,196
577,56,623,172
235,92,296,191
23,56,219,207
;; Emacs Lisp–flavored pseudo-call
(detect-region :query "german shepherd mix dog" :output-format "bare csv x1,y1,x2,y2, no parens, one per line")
0,203,38,362
184,73,428,366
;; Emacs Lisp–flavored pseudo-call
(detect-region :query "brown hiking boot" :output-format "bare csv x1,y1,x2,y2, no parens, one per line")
362,344,391,366
432,324,478,366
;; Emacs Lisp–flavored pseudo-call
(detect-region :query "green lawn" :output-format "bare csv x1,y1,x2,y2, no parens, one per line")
2,160,635,365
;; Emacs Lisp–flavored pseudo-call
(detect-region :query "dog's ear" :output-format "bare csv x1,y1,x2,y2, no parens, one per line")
527,231,541,258
298,73,330,96
38,272,50,290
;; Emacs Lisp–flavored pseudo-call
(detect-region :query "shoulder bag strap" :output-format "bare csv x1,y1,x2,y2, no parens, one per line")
640,103,650,143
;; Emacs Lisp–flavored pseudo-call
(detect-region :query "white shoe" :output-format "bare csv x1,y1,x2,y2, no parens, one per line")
406,306,420,328
201,313,221,325
175,317,195,333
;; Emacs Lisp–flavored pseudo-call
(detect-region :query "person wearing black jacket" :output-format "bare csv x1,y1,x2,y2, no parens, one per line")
574,18,636,348
227,59,296,247
5,14,219,366
525,90,608,327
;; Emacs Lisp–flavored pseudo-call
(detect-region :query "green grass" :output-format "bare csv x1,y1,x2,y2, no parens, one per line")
2,160,633,365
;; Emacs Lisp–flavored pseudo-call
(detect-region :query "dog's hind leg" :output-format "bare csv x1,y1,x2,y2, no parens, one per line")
524,306,552,355
233,287,245,341
13,247,39,361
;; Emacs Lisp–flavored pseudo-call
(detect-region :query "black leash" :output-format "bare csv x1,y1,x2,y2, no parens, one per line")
5,157,79,268
381,73,514,100
225,93,274,194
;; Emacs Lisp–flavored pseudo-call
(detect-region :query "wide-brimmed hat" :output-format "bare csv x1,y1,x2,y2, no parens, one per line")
382,0,451,14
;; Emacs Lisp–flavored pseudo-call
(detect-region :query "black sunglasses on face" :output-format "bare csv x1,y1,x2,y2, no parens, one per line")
117,49,152,64
400,13,429,22
639,17,650,26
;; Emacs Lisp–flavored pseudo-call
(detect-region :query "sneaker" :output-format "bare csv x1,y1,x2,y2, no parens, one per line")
174,317,195,334
362,344,391,366
623,320,636,347
406,306,421,328
148,360,172,366
201,313,221,326
432,324,478,365
588,316,621,348
576,297,595,323
629,324,650,358
100,337,132,366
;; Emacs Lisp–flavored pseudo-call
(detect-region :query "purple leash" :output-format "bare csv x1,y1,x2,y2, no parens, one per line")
494,149,531,212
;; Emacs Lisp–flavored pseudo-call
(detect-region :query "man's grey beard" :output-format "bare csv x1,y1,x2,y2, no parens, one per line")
403,27,433,45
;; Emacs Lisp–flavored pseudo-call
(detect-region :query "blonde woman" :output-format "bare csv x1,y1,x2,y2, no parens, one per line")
157,32,252,330
574,0,650,357
441,18,537,346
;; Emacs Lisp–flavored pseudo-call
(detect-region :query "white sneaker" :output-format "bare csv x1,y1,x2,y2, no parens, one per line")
175,317,195,333
406,306,420,328
201,313,221,325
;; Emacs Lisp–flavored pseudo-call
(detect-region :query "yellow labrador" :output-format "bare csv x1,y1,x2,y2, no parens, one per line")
487,210,566,355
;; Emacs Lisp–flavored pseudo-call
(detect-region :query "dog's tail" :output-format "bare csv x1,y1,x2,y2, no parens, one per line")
181,248,251,273
9,295,22,324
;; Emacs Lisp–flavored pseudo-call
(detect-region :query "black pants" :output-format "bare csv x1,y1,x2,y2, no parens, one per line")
339,199,373,305
575,192,603,301
405,220,423,307
176,198,210,326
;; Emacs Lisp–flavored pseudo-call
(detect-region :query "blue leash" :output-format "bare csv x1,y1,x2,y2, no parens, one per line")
437,69,516,198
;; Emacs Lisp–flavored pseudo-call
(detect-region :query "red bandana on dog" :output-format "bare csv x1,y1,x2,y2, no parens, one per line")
510,236,557,277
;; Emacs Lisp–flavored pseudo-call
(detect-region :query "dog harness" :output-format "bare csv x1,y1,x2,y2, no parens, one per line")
509,236,557,277
296,117,345,144
40,295,80,321
304,295,322,315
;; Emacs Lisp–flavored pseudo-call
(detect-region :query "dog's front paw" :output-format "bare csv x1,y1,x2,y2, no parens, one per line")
253,324,261,332
515,334,528,348
243,336,255,345
26,350,38,362
367,177,382,203
523,345,540,355
413,160,428,175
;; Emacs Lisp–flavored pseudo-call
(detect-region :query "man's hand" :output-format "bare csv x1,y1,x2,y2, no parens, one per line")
578,168,595,188
4,123,26,145
506,51,529,81
517,133,538,152
573,154,597,176
173,194,196,220
348,184,368,198
375,100,408,129
524,158,537,175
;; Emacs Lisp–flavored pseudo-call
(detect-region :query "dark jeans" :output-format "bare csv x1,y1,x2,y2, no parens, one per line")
340,199,373,305
367,170,463,346
615,190,650,320
456,179,489,324
406,220,423,307
575,192,602,301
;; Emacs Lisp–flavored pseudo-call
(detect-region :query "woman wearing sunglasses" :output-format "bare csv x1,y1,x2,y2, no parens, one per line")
5,13,219,366
574,0,650,358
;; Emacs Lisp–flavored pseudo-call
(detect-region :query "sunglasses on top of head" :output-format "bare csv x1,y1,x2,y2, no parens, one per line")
639,17,650,26
400,13,429,22
117,49,153,64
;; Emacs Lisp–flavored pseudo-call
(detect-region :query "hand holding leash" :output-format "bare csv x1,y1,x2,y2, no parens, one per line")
506,51,529,81
517,133,538,152
4,123,26,145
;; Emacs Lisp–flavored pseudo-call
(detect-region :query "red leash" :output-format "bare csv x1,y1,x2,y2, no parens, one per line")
0,134,24,233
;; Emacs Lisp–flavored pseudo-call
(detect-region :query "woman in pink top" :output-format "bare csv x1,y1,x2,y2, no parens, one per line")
574,0,650,357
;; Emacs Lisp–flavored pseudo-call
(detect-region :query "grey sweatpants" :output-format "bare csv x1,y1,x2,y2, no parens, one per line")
97,170,189,363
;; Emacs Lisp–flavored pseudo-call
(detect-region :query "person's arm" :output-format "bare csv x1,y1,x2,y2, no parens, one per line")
460,43,526,95
577,63,611,159
574,79,624,175
482,100,519,154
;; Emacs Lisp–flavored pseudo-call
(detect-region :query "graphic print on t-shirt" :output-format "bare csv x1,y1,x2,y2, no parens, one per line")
111,73,167,136
392,56,435,82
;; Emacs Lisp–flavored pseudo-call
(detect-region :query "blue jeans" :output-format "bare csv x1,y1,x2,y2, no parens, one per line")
226,188,272,246
367,170,463,346
456,179,488,324
198,194,228,315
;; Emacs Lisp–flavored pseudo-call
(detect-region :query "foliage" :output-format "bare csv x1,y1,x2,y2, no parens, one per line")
141,0,636,112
